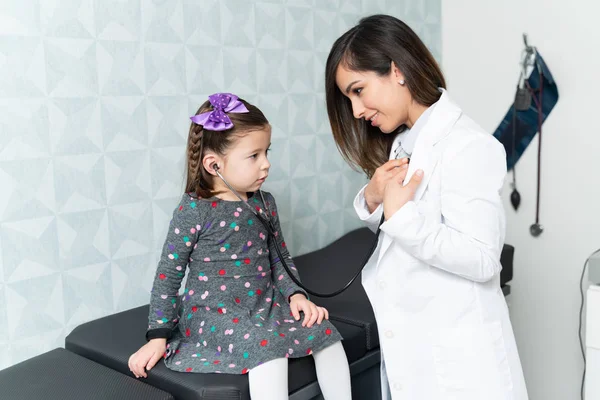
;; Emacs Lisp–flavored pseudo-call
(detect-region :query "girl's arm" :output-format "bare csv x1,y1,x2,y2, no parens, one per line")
264,193,309,302
146,194,201,340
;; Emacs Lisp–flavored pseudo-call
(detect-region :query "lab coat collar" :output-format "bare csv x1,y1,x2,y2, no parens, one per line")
377,90,464,268
421,88,462,146
402,88,462,202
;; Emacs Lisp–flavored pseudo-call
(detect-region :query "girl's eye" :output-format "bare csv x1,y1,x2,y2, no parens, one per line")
250,148,270,159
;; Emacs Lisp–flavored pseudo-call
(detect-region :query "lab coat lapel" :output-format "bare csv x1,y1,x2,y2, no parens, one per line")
403,125,439,202
405,90,462,200
377,90,462,263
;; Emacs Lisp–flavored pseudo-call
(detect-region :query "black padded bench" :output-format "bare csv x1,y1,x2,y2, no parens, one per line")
64,228,387,400
66,304,379,400
0,348,174,400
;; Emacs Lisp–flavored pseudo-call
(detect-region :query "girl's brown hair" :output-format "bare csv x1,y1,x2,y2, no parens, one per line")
325,14,446,178
186,98,269,198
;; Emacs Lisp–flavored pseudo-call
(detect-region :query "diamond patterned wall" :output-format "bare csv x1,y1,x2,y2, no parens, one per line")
0,0,441,369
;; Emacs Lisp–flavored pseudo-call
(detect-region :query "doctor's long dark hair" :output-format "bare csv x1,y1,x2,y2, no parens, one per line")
325,14,446,178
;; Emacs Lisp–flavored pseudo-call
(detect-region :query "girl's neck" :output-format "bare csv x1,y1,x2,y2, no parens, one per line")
211,180,248,201
215,191,247,202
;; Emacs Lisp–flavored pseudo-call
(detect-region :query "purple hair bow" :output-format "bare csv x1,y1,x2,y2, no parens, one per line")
190,93,249,131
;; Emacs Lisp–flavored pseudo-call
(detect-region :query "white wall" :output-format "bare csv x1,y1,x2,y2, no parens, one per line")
442,1,600,399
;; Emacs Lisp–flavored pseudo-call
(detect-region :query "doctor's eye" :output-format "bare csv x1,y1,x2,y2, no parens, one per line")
353,88,362,95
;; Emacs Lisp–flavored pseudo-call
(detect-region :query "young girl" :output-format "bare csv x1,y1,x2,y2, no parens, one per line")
128,93,352,400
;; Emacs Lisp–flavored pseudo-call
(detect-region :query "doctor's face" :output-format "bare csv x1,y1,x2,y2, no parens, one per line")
335,63,413,133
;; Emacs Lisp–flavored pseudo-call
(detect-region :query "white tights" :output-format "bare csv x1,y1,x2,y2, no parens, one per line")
248,341,351,400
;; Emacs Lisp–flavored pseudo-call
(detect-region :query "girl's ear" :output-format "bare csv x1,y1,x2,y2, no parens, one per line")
202,153,220,176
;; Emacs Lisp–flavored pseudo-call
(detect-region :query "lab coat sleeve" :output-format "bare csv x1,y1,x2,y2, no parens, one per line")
354,184,384,233
380,136,506,282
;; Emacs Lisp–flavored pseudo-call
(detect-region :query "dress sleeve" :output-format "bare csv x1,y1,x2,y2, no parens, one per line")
146,195,202,340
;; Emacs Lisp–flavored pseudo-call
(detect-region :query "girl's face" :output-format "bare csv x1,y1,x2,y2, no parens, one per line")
212,126,272,199
335,62,415,133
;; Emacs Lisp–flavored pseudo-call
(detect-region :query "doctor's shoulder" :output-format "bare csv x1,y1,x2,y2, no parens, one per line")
442,115,507,170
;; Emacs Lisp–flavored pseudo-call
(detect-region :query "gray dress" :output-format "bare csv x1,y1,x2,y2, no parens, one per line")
147,191,342,374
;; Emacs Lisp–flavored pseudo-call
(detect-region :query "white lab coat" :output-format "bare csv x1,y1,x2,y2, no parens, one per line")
354,90,529,400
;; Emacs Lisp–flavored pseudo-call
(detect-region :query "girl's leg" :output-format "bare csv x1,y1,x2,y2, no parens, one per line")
248,357,288,400
313,341,352,400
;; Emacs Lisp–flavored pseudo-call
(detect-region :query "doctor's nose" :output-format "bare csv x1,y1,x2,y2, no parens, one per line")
351,101,365,119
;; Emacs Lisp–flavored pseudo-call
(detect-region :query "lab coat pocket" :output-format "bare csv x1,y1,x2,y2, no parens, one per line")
432,322,514,400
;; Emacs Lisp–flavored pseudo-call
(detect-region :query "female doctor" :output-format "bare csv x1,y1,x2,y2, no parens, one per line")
325,14,529,400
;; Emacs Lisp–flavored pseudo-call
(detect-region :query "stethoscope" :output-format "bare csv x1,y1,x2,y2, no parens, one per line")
212,163,382,298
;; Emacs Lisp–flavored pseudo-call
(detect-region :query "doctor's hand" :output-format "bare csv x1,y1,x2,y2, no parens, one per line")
364,158,410,213
383,169,424,220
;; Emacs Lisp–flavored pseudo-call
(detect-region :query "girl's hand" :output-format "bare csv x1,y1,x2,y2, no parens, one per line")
289,294,329,328
128,338,167,378
383,169,424,220
364,158,410,212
